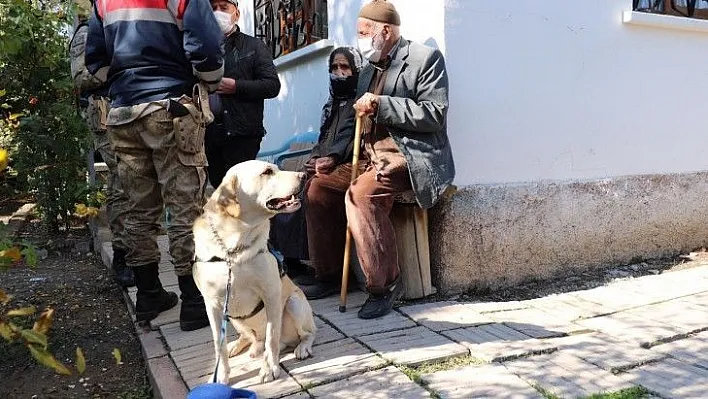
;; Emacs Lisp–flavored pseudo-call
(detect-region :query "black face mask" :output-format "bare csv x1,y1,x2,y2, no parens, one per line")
329,74,357,99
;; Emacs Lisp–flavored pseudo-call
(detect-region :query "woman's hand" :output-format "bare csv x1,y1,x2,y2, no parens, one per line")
305,157,318,175
314,156,336,174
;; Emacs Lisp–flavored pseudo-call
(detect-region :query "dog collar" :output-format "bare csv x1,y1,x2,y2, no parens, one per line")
200,255,287,278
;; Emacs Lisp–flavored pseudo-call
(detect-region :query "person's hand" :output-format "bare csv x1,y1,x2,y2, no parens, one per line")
354,92,379,117
304,157,318,174
216,78,236,94
314,156,336,175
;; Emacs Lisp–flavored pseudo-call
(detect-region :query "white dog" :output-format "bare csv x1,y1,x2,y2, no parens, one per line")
192,160,316,384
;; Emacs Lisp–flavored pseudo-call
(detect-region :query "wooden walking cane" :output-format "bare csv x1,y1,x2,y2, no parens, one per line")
339,114,364,313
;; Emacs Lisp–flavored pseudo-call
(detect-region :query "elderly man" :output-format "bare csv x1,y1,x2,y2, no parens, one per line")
302,0,455,319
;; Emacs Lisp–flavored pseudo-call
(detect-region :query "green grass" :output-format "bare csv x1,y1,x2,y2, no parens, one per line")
398,365,442,398
583,386,651,399
398,356,487,399
404,355,487,376
533,385,651,399
417,355,487,374
534,384,562,399
117,385,152,399
399,365,425,385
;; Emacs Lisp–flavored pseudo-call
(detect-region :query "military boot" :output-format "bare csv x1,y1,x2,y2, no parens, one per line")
112,247,135,288
134,263,178,322
178,275,209,331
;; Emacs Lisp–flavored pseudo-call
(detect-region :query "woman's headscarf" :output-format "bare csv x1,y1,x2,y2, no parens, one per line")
328,46,362,99
320,47,363,133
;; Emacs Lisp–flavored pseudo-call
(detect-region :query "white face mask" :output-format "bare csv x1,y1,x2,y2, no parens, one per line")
213,11,235,35
357,34,383,63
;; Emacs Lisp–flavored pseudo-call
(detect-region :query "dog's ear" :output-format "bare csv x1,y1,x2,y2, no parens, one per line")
204,175,240,218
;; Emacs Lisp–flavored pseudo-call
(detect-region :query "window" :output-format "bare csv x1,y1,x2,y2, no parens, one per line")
254,0,328,59
634,0,708,20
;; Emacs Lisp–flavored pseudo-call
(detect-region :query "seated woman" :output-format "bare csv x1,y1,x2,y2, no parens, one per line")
270,46,363,280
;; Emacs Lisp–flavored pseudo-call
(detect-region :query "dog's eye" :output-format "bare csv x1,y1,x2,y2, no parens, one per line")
262,168,274,176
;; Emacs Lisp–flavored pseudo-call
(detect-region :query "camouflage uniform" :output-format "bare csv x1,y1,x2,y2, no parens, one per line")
85,0,223,329
107,103,208,276
70,23,129,256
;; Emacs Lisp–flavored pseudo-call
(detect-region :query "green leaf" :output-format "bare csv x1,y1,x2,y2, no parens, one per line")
27,344,72,375
76,347,86,375
0,321,15,340
21,245,38,267
20,328,47,348
7,306,36,317
32,308,54,334
0,257,13,269
112,348,122,365
0,288,12,305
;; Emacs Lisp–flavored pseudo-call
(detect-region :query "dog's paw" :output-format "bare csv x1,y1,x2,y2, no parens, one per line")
294,343,313,360
248,342,265,358
227,338,250,357
258,363,280,383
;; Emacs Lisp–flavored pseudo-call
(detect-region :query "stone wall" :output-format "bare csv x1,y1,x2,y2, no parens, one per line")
429,172,708,294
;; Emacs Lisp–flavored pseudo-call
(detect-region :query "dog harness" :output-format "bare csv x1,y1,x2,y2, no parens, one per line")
200,217,288,321
203,216,289,382
203,251,287,321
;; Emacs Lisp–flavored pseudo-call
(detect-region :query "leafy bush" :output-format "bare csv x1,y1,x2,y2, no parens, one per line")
0,0,96,375
0,0,94,231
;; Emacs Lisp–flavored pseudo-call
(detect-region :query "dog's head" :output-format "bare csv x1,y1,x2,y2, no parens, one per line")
204,160,305,222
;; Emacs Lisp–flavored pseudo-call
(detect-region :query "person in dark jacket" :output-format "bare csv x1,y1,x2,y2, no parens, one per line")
206,0,281,188
270,47,363,280
86,0,224,330
306,47,362,176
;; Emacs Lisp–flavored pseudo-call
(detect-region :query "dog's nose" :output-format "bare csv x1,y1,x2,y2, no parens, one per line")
297,172,306,181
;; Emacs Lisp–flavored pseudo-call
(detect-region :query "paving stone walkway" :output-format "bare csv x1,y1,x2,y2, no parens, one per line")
101,235,708,399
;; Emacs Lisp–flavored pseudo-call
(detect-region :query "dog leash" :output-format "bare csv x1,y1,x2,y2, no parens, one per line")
206,216,245,384
204,216,288,383
212,267,232,383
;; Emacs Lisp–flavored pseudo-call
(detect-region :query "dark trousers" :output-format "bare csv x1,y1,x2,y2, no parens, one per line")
270,194,309,260
204,123,262,188
305,162,412,294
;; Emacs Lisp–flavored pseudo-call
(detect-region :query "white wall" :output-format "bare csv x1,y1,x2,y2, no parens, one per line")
258,0,446,151
259,0,708,188
447,0,708,185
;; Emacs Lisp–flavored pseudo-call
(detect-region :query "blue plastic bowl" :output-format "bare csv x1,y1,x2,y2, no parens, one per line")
187,383,257,399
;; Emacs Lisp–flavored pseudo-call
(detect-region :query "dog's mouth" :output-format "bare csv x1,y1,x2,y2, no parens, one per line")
266,194,301,212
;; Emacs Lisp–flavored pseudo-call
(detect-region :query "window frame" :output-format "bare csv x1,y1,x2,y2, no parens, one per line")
253,0,329,60
634,0,708,20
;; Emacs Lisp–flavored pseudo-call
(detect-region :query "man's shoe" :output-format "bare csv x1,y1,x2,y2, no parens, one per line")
112,247,135,288
178,275,210,331
284,257,309,278
134,263,178,322
301,281,339,300
358,279,403,320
